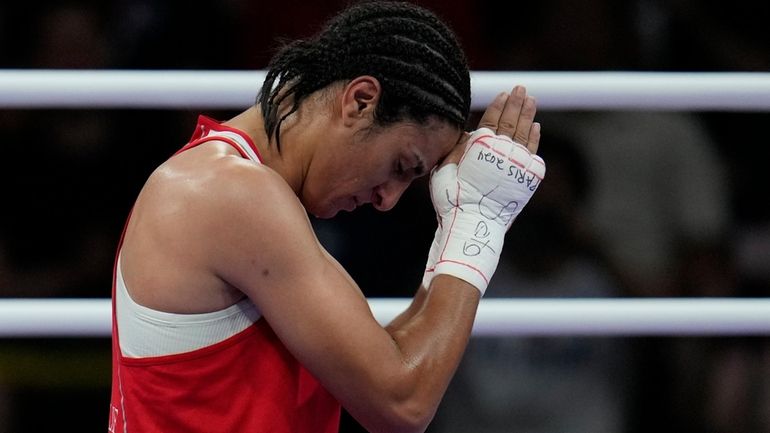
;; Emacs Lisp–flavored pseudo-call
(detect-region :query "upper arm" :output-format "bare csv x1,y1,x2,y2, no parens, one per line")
203,163,412,425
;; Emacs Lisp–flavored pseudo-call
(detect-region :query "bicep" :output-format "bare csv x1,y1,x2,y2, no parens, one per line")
210,170,404,410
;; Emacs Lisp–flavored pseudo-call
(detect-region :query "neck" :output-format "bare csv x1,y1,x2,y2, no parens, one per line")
224,106,309,196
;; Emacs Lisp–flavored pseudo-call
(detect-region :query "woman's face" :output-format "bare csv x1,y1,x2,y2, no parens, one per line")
302,118,461,219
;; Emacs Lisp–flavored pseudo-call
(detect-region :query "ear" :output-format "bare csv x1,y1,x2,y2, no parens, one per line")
340,76,381,127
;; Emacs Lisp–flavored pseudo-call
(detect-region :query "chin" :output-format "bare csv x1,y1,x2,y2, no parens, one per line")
315,209,340,219
306,202,339,219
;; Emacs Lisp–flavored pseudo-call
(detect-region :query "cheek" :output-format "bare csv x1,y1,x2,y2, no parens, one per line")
339,155,387,188
313,161,367,205
319,138,394,197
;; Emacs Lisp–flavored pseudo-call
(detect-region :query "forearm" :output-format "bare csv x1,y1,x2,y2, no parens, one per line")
326,89,542,432
385,285,429,333
382,275,480,431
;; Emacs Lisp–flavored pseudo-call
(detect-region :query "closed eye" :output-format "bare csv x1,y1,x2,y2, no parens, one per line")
396,160,405,175
413,154,426,177
395,153,426,180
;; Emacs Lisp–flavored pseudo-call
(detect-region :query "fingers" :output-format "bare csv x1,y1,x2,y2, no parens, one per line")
528,122,541,154
477,92,508,131
478,85,539,149
494,85,527,139
512,95,537,145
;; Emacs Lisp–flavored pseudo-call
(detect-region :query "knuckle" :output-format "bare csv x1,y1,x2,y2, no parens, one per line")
523,97,537,112
492,98,507,110
497,121,516,131
478,121,497,130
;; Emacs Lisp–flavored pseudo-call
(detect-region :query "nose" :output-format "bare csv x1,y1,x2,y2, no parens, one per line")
371,179,410,212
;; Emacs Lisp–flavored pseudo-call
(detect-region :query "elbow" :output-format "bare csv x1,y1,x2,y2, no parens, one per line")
359,379,437,433
384,399,435,433
362,404,433,433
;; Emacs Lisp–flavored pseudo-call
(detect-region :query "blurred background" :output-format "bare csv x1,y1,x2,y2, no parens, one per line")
1,0,769,432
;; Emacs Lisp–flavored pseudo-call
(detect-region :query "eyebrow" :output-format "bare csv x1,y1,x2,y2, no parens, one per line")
413,151,426,177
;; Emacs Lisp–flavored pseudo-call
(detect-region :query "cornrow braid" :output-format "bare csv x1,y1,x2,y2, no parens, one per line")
257,1,471,149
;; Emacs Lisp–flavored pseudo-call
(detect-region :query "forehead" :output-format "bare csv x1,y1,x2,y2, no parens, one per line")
382,119,460,160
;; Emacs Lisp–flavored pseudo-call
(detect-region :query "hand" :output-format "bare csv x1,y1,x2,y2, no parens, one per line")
422,86,545,294
445,85,541,165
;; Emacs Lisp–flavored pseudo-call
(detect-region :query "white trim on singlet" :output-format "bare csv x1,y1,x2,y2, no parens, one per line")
200,128,261,163
116,254,262,358
115,125,263,358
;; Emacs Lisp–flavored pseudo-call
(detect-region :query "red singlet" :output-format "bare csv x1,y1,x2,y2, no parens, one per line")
108,116,341,433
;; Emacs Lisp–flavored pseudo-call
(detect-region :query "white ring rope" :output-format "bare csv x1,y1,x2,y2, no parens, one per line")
2,72,768,338
1,298,769,338
1,70,769,110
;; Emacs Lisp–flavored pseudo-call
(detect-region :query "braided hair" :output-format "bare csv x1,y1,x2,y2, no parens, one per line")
257,1,471,149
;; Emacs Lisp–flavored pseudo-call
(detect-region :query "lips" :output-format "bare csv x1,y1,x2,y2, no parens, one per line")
342,196,357,212
341,193,370,213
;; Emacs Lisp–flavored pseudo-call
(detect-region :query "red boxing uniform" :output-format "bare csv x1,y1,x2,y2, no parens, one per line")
109,116,341,433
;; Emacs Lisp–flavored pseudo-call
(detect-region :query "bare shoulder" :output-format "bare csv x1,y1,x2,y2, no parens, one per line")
182,147,302,222
195,150,329,294
144,145,285,206
155,142,316,263
121,142,316,312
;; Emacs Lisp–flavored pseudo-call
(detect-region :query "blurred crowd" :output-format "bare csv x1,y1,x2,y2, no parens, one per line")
0,1,768,432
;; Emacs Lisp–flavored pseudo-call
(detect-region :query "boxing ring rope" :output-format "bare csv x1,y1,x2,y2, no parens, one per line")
1,70,769,338
1,298,770,338
1,70,770,110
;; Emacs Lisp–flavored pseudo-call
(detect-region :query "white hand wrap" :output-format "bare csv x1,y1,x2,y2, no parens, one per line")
422,128,546,295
